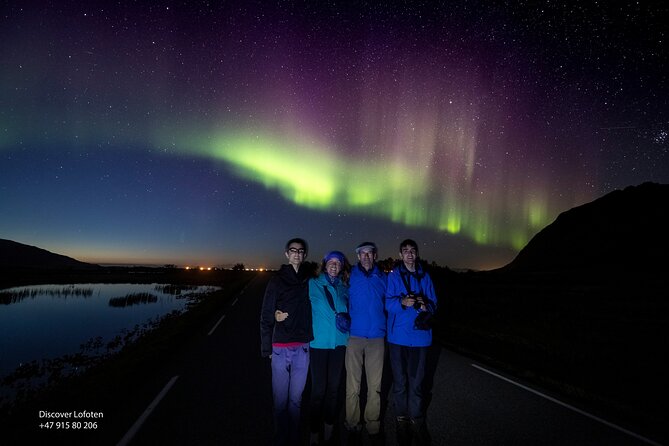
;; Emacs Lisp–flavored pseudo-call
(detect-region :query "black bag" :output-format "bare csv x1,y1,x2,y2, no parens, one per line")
400,269,435,331
413,310,434,330
324,286,350,333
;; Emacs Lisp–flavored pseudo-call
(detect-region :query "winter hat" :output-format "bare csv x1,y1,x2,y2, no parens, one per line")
323,251,346,265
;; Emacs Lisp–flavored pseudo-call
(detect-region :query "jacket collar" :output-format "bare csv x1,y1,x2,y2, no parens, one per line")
399,262,423,277
358,262,386,278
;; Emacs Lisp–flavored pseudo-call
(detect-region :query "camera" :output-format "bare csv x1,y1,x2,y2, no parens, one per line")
408,293,424,311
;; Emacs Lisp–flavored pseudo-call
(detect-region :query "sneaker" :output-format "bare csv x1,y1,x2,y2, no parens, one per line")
396,416,412,446
343,429,362,446
368,431,385,446
323,423,334,442
410,418,431,446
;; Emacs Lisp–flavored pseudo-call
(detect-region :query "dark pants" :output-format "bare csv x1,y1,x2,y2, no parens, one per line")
309,345,346,432
388,343,428,420
272,344,310,446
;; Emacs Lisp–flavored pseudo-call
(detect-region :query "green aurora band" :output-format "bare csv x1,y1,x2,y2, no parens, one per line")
174,131,551,250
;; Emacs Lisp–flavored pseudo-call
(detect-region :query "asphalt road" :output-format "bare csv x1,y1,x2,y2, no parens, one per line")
15,272,661,445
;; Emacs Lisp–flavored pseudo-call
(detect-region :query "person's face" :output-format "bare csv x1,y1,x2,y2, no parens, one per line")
357,248,376,271
400,245,417,268
325,258,342,278
285,243,306,268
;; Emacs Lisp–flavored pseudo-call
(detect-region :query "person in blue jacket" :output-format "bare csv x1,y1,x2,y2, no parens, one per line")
344,242,387,445
309,250,350,445
385,239,437,446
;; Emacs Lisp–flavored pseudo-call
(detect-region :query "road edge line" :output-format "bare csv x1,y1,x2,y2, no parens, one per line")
208,314,226,336
208,277,254,336
116,375,180,446
471,364,662,446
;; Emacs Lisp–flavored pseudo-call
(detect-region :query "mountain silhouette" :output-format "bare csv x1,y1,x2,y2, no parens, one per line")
0,239,99,269
504,182,669,272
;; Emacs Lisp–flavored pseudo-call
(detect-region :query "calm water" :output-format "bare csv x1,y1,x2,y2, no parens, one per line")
0,283,220,378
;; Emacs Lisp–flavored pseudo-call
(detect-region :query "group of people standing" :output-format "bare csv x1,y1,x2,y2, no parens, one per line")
260,238,438,446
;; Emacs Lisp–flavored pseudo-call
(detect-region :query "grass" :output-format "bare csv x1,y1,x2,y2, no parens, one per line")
1,268,255,440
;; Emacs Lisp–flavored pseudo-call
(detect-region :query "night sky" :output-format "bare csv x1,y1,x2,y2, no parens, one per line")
1,1,667,270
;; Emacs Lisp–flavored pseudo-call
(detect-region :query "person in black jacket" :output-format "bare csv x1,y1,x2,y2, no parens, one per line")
261,238,314,446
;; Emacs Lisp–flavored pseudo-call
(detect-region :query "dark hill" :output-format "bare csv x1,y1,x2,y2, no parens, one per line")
0,239,99,270
503,182,669,272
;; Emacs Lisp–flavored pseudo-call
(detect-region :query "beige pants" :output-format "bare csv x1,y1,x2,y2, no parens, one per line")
344,336,385,434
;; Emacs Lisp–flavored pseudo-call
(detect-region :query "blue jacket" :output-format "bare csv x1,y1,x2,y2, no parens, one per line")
385,263,437,347
349,263,387,339
309,273,349,349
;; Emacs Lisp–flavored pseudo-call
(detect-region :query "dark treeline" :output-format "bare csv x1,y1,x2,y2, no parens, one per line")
0,266,234,289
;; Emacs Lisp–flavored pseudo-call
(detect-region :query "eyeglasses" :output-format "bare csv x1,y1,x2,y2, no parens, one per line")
288,248,306,254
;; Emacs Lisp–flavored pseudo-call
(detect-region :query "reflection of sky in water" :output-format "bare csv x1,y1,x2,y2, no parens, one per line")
0,283,219,377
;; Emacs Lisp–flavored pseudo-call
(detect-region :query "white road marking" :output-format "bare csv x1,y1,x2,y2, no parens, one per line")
208,314,226,336
471,363,662,446
117,275,260,443
207,281,252,336
116,375,180,446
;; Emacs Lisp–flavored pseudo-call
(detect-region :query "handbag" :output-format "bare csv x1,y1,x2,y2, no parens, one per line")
323,286,350,333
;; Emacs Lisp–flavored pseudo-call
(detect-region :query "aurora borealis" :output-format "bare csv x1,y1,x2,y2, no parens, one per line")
1,1,668,270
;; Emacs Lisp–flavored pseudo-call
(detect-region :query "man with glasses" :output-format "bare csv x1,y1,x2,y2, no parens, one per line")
343,242,387,445
261,238,314,446
386,239,437,446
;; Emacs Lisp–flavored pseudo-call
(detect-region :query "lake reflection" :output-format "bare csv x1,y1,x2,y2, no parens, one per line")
0,283,220,378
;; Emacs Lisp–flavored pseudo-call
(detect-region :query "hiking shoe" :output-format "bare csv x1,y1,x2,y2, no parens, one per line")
411,417,431,446
396,416,412,446
342,429,362,446
368,431,385,446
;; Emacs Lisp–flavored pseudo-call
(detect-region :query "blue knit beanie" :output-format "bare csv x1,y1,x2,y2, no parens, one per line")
323,251,345,265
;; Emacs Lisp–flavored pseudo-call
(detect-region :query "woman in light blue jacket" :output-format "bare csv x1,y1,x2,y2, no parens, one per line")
309,250,350,445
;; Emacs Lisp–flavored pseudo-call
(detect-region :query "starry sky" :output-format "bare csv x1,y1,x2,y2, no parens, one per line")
1,1,667,270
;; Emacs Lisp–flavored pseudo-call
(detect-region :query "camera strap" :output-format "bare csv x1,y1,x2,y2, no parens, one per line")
400,268,422,296
399,267,434,313
323,286,337,314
